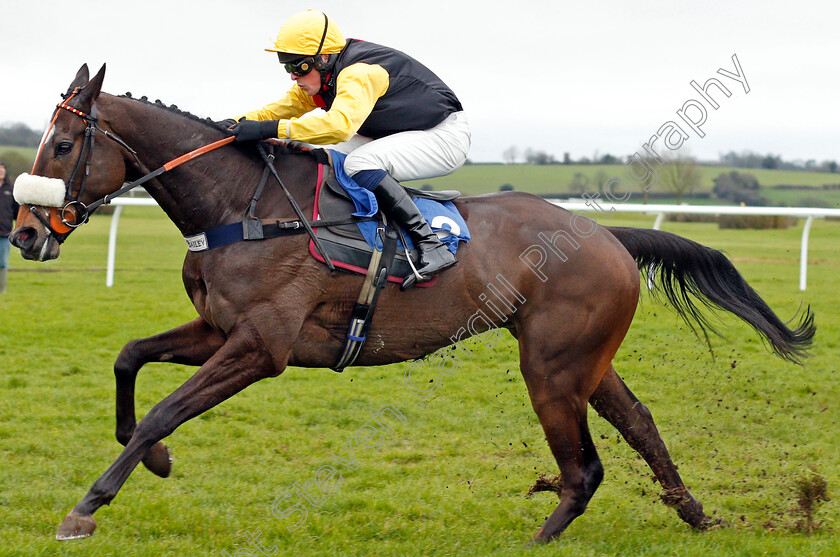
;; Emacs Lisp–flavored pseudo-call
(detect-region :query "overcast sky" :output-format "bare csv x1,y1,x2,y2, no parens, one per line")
3,0,838,163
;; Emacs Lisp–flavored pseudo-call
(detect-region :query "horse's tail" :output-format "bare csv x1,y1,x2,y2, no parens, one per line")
606,226,815,364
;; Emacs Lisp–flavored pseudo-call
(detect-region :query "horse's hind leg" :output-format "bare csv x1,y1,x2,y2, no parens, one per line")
114,318,226,477
590,364,714,529
519,332,620,542
526,388,601,542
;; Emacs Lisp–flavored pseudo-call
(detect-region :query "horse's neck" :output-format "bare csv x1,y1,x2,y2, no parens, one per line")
102,94,298,236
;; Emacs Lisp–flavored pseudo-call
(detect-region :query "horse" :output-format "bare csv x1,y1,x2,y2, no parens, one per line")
11,64,815,542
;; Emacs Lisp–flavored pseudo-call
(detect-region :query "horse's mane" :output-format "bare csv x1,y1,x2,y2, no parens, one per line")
119,92,226,131
116,93,316,158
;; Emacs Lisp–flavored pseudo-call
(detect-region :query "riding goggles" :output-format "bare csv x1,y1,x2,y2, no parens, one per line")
280,54,317,77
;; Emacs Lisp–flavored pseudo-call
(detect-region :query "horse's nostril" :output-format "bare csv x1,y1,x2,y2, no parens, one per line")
10,227,35,250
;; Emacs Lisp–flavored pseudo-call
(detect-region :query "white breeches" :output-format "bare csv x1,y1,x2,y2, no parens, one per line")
325,111,471,181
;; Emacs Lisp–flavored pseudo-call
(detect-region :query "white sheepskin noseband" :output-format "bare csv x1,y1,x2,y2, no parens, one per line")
13,173,67,207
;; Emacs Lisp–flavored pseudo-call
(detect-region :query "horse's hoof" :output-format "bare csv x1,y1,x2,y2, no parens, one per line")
527,527,551,545
665,488,718,531
56,512,97,540
142,441,172,478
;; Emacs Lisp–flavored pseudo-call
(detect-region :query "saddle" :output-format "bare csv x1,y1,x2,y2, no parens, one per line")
310,153,463,287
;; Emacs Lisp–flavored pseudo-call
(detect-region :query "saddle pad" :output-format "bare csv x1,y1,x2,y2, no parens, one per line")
309,163,467,286
325,150,470,254
309,165,420,285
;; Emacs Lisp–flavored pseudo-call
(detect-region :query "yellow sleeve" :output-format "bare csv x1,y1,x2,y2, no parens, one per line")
236,85,318,122
277,63,390,144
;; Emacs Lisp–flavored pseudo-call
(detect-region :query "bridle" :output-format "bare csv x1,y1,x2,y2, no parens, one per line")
26,86,138,242
25,84,335,268
27,86,233,243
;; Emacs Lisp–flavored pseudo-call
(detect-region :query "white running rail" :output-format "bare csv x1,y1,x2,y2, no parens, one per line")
106,198,840,291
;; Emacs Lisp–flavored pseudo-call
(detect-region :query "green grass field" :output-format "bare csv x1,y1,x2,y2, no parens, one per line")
406,164,840,200
0,146,39,159
0,206,838,557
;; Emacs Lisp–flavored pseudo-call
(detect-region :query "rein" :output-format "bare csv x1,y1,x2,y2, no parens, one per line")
84,135,236,213
28,91,236,243
29,90,339,267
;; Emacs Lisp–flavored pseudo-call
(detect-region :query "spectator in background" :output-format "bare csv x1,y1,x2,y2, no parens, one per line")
0,161,18,293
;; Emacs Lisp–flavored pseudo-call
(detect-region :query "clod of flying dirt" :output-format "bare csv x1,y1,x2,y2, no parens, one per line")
526,473,563,499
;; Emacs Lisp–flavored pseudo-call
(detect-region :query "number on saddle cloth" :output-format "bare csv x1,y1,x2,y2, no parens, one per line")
309,150,470,282
319,149,469,249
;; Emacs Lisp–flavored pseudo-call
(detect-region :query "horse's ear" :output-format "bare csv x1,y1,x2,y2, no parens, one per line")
65,64,90,97
79,64,106,107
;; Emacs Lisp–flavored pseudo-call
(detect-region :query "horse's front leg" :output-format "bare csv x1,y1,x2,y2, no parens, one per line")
114,318,226,478
57,320,285,541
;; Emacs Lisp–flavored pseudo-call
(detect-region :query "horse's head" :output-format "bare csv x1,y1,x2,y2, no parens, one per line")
10,64,131,261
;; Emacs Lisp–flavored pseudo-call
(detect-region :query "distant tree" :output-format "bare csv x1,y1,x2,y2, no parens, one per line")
524,149,557,165
820,160,838,173
628,155,660,204
761,154,781,170
420,183,434,191
523,148,534,164
593,170,609,193
717,150,825,172
569,172,590,195
0,122,41,147
499,184,515,192
563,152,571,165
599,153,620,165
0,150,32,181
502,146,519,164
713,170,766,205
749,152,765,168
719,150,767,169
660,153,701,203
719,150,739,167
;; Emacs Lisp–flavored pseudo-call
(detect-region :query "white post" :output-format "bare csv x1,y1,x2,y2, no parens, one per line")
646,212,666,290
106,205,124,287
652,212,665,230
799,215,814,291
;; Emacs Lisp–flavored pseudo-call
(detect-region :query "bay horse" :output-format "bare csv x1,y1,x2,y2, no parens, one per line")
11,64,814,542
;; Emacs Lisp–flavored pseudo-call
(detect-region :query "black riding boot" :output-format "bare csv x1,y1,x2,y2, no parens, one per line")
372,175,456,288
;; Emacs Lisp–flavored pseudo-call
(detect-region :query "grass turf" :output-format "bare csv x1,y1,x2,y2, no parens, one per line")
0,208,837,556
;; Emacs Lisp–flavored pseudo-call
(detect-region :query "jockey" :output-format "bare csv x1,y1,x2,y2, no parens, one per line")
228,10,470,287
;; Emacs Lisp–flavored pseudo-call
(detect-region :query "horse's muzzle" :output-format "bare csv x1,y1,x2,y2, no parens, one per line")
10,226,61,261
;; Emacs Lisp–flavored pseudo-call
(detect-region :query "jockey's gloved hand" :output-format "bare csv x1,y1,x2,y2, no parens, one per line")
230,119,280,142
216,118,237,130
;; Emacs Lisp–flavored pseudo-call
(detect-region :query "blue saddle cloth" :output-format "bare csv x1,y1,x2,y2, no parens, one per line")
328,150,470,253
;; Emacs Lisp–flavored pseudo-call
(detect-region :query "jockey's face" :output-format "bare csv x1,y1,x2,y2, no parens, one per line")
292,54,329,96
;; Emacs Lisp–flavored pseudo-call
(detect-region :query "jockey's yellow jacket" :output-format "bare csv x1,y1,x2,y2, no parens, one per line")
239,39,462,144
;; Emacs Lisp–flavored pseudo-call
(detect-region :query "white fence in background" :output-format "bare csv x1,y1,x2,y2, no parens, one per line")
551,201,840,291
107,198,840,290
107,198,158,288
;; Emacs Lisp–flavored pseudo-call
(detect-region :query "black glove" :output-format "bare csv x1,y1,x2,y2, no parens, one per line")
230,119,280,142
216,118,237,130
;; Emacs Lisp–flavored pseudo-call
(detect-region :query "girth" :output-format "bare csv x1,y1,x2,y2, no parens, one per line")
332,222,400,371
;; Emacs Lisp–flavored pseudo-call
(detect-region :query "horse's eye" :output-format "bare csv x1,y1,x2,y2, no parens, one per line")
55,141,74,156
